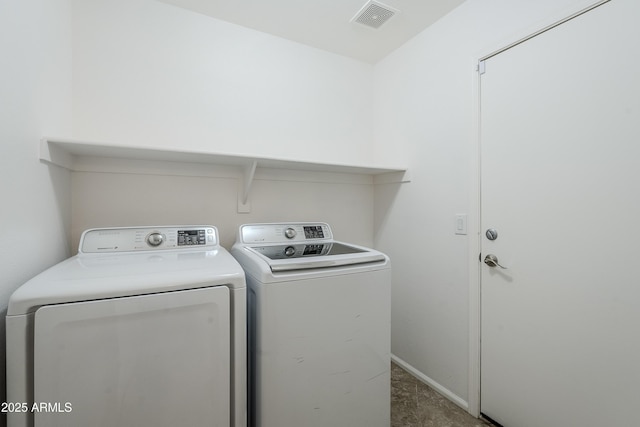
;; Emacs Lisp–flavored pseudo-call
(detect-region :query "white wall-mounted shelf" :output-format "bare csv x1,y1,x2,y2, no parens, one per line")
41,137,410,212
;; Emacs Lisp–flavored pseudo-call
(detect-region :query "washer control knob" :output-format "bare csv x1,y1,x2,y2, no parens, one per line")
146,232,164,247
284,246,296,257
284,227,297,239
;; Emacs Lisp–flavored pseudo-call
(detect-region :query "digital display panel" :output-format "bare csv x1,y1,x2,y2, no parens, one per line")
178,229,206,246
303,226,325,239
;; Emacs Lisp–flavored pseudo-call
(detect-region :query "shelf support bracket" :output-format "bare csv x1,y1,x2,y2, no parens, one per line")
238,160,258,213
373,169,412,184
40,138,74,170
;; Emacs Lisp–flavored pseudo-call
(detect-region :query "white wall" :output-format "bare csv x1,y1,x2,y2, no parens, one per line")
0,0,73,418
71,0,374,165
70,166,375,251
68,0,377,253
373,0,602,408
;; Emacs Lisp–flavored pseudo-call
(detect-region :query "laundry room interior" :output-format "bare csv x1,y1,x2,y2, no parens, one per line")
2,0,639,426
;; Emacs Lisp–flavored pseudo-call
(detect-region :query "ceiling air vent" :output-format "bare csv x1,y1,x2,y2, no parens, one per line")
351,0,399,29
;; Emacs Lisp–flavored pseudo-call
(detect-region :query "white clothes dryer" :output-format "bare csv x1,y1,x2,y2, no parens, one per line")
6,226,246,427
231,222,391,427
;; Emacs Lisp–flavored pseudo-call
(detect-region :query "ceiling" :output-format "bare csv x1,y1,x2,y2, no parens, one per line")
157,0,466,63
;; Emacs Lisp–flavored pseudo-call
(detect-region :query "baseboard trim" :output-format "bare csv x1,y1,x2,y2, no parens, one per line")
391,354,470,412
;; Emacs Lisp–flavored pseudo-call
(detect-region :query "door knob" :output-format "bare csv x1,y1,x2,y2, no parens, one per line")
484,254,507,269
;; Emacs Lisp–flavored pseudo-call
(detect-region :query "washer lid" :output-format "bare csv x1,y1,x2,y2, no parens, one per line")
246,242,386,272
7,248,245,316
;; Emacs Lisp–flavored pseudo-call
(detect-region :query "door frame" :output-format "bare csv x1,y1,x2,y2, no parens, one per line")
466,0,611,417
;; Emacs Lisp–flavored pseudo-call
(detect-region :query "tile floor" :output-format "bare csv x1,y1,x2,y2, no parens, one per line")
391,362,493,427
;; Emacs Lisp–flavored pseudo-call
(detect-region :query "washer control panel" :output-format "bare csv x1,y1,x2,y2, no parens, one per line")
239,222,333,244
80,226,218,253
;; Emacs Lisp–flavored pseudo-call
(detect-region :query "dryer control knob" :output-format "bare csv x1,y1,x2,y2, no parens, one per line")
146,232,164,247
284,227,297,239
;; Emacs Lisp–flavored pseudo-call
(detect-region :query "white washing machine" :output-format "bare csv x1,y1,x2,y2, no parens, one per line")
6,226,246,427
231,222,391,427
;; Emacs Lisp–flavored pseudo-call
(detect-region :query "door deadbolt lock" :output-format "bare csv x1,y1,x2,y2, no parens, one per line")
486,228,498,241
484,254,507,269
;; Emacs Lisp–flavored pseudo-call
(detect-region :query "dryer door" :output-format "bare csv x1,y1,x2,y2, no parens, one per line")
33,286,230,427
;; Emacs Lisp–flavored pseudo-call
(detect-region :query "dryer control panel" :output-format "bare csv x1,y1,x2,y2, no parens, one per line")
239,223,333,244
79,226,218,253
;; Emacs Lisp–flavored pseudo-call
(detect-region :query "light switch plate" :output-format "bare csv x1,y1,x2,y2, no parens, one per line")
455,214,468,235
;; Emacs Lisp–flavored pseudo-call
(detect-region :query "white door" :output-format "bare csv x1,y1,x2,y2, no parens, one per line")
480,1,640,425
33,286,230,427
